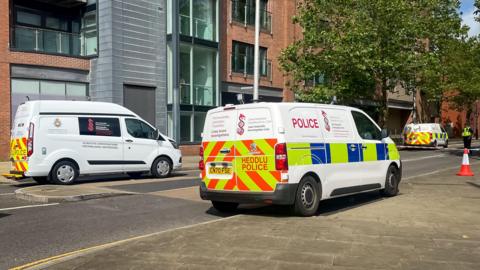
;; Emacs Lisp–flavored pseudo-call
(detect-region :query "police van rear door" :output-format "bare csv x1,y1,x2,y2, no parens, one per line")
233,106,279,193
202,107,238,192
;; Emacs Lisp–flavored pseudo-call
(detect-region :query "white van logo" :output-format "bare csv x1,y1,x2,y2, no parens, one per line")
322,111,331,132
237,114,246,136
54,118,62,127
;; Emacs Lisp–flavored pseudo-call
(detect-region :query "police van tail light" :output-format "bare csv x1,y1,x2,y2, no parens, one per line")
198,146,205,170
275,143,288,171
429,132,432,139
27,122,34,157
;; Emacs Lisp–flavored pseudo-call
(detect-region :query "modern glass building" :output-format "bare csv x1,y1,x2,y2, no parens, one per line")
166,0,220,144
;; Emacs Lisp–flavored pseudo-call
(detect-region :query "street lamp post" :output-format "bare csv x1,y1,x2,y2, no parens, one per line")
253,0,260,102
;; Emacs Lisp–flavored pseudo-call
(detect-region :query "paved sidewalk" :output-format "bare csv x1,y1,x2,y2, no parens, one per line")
23,168,480,270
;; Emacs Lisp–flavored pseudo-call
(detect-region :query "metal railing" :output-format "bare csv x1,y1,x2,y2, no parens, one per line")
179,14,191,36
179,15,215,41
230,52,272,81
180,83,215,106
231,0,272,33
11,25,96,56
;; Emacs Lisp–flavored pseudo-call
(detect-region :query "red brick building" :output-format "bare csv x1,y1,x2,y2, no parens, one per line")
0,0,94,161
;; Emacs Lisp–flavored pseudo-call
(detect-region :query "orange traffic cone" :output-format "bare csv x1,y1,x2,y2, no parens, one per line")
457,148,474,176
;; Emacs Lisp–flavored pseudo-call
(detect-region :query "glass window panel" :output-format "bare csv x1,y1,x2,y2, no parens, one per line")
180,45,191,104
194,113,206,142
167,112,173,137
193,0,216,40
180,114,191,142
179,0,190,36
43,31,59,53
193,46,216,106
40,81,65,96
125,119,157,139
66,83,87,96
46,17,60,29
16,11,41,26
14,27,42,51
12,79,40,95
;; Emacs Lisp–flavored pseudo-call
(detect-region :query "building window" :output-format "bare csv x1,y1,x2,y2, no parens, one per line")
231,41,268,77
11,5,98,57
231,0,271,32
11,79,88,122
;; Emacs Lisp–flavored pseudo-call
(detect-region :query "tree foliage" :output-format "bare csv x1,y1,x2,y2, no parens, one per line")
279,0,469,126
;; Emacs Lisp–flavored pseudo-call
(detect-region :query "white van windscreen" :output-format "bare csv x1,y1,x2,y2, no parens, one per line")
235,108,273,140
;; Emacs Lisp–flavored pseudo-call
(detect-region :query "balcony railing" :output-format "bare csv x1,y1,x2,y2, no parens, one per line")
11,25,96,57
230,53,272,81
179,14,215,41
180,83,215,106
231,0,272,33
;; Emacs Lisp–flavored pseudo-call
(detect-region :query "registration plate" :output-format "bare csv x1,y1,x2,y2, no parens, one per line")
209,167,232,175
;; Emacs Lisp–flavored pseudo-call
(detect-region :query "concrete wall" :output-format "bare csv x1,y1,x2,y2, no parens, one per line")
90,0,167,132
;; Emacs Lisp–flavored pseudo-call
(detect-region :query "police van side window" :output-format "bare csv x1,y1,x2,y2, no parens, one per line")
125,119,157,140
351,111,382,140
79,117,121,137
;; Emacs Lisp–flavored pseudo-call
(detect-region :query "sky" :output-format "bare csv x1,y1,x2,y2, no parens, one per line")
460,0,479,36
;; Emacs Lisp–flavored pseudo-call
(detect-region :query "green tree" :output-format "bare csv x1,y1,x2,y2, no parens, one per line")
475,0,480,21
279,0,466,126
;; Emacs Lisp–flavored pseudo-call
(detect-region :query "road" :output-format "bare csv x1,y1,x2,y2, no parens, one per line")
0,145,475,269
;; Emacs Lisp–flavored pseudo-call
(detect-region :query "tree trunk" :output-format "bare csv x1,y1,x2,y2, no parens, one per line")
377,80,389,128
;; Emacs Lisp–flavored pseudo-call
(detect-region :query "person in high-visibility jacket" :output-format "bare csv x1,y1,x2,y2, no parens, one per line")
462,125,473,149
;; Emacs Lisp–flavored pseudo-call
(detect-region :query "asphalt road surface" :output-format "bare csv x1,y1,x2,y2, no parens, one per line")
0,145,475,269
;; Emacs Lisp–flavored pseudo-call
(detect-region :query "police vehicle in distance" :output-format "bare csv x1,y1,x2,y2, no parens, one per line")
199,102,401,216
403,123,448,148
5,100,181,184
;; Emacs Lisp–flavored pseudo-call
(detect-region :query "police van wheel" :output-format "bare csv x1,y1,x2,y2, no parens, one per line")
151,157,172,178
293,176,320,217
50,161,78,185
211,201,238,213
382,165,400,197
32,177,49,185
444,140,449,148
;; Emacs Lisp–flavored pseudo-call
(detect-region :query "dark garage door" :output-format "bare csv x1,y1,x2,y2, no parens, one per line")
124,84,156,125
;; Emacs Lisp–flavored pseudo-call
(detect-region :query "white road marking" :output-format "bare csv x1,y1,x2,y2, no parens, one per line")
403,160,480,180
0,193,14,196
402,154,446,162
0,203,59,212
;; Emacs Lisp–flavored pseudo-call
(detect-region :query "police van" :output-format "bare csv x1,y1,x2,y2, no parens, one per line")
199,103,401,216
403,123,448,148
5,100,182,185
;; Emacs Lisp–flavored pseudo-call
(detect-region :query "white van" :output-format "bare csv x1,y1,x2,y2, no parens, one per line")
199,103,401,216
403,123,448,147
5,100,182,185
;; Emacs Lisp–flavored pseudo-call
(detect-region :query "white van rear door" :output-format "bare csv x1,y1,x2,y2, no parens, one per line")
10,103,32,172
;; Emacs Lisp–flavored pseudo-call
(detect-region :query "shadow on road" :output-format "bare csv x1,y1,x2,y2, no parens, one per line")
0,213,11,219
205,190,390,218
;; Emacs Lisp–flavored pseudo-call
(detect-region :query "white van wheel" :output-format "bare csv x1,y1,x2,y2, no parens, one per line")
293,175,320,217
151,157,172,178
50,161,78,185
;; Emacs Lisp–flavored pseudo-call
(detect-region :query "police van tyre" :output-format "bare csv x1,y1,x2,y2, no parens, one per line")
49,160,79,185
32,177,49,184
211,201,239,213
293,175,321,217
444,140,449,148
382,165,400,197
151,156,172,178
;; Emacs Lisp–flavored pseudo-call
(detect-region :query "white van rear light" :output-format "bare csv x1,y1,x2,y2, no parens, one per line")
27,122,34,157
275,143,288,171
198,146,205,170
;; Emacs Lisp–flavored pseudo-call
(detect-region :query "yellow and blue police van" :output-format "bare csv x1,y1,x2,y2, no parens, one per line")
199,103,401,216
403,123,448,148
